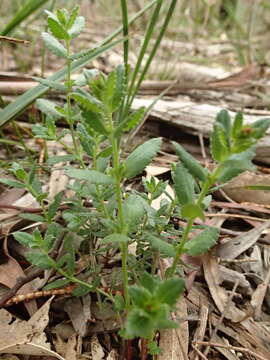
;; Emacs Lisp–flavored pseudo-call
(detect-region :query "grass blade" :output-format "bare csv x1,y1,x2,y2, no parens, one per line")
120,0,129,71
0,0,158,128
0,38,122,128
1,0,50,36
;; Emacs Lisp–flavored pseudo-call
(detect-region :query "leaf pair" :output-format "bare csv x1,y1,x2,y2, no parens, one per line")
125,272,185,339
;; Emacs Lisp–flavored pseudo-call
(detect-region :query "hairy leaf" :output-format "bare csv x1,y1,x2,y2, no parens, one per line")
47,17,69,40
65,168,114,184
43,278,70,290
210,124,229,162
181,203,205,221
173,163,195,206
13,232,34,248
184,226,219,256
102,234,130,243
155,278,185,306
67,6,79,29
173,141,208,181
68,16,85,39
146,233,175,257
124,137,162,179
42,32,67,58
26,252,54,269
36,99,62,118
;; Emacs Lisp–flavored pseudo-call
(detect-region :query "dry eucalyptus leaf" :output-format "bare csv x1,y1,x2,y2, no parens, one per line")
216,220,270,260
0,297,64,359
222,171,270,205
64,296,90,337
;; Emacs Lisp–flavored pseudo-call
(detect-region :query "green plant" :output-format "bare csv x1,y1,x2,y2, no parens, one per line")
1,4,270,358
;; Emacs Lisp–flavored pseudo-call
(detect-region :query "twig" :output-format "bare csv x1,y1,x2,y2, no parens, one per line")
0,233,65,307
191,344,208,360
0,268,43,307
194,341,268,360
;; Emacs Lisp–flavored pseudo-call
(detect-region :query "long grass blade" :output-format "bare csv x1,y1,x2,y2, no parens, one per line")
125,0,163,110
0,39,122,128
128,0,177,108
0,0,158,128
120,0,129,71
1,0,50,36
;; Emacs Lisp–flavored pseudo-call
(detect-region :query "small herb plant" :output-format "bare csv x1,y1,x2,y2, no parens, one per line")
1,5,270,356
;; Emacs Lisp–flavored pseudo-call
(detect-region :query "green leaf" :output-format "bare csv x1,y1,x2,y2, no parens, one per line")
252,118,270,132
181,203,205,221
210,124,230,162
11,162,27,180
48,191,63,221
13,232,34,248
44,223,61,251
71,91,106,114
155,278,185,306
20,213,45,222
0,36,123,128
26,252,54,269
102,70,117,112
112,64,125,111
43,278,70,290
140,272,158,293
173,163,195,206
97,146,112,158
216,109,231,135
146,233,176,257
63,236,75,275
173,141,208,181
82,110,108,135
124,138,162,179
72,284,92,296
0,178,25,188
65,168,114,184
184,226,219,256
47,154,76,165
36,99,62,118
217,159,255,183
56,9,68,26
125,308,153,338
41,32,67,58
123,194,146,228
114,107,145,137
33,228,43,246
232,112,243,138
47,17,69,40
102,233,130,244
148,341,162,356
217,149,256,183
67,6,79,29
114,294,125,311
68,16,85,39
32,77,66,92
129,286,152,308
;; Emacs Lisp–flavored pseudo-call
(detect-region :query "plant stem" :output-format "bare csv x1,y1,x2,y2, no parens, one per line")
65,41,84,168
168,171,218,278
168,218,193,277
111,135,130,307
